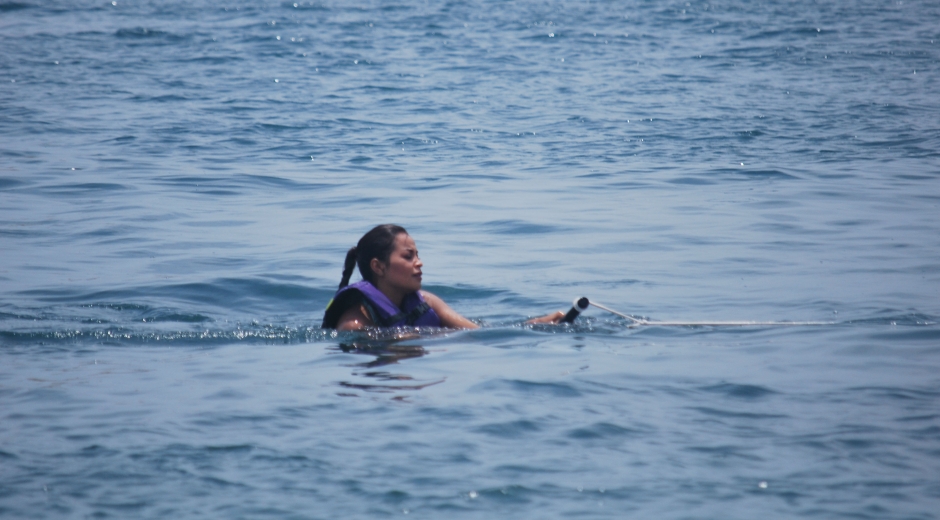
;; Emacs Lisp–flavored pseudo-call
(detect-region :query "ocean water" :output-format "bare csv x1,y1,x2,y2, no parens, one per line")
2,0,939,518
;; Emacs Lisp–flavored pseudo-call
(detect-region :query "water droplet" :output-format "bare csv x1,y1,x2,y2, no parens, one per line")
758,481,768,489
468,491,478,499
111,1,116,5
274,79,279,82
354,60,358,64
293,2,298,6
549,33,554,37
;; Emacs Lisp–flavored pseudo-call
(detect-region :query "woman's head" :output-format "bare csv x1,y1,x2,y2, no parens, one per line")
339,224,409,288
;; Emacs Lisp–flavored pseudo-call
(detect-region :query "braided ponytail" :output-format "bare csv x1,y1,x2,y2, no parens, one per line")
339,246,358,289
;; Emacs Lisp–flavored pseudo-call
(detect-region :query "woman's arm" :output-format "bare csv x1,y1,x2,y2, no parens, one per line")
526,310,565,324
338,293,564,330
336,304,374,331
421,291,480,329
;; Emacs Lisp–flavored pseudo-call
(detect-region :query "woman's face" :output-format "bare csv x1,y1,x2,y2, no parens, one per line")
373,233,423,294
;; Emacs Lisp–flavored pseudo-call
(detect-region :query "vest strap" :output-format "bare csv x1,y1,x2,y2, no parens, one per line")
374,302,431,327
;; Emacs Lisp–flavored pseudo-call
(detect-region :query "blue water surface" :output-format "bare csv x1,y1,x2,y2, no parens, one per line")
1,0,939,518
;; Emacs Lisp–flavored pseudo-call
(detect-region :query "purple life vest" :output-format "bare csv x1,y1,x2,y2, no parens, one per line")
322,281,442,329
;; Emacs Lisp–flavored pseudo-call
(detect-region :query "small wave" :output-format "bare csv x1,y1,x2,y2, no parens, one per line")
481,219,564,235
338,379,444,393
0,2,31,12
734,129,765,139
419,284,505,300
115,27,176,39
743,27,829,41
285,1,329,11
0,325,335,347
689,406,789,420
475,419,542,439
16,277,335,314
685,444,764,461
524,318,634,335
700,383,777,400
666,176,716,185
711,167,800,181
153,174,328,193
471,378,582,398
845,312,937,327
0,177,24,190
31,182,129,197
566,422,645,440
844,386,940,402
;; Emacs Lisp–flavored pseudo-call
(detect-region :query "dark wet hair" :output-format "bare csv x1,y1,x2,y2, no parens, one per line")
339,224,408,288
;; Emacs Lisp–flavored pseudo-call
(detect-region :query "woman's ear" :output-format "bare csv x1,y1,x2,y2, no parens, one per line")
370,257,386,278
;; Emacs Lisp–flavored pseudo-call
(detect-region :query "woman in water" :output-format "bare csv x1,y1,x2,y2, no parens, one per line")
322,224,564,330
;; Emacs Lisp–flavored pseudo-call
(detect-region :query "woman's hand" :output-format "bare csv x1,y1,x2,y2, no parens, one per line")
526,310,566,324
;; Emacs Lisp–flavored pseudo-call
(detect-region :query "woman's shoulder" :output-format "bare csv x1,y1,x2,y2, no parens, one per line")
418,289,440,303
322,285,368,329
336,303,373,331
